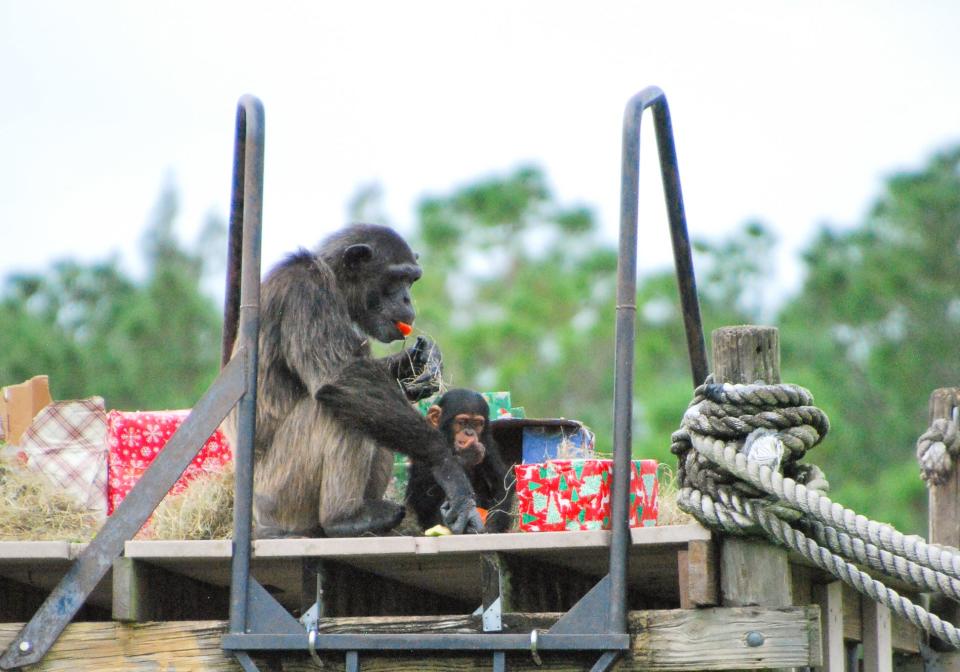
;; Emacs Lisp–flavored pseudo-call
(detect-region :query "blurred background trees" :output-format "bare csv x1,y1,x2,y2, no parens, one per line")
0,182,225,411
2,147,958,534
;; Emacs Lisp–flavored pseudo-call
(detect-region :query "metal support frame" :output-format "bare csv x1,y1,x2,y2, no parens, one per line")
0,86,704,671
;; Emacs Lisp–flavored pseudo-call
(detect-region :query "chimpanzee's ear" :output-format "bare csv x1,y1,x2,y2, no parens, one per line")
425,405,442,429
342,243,373,269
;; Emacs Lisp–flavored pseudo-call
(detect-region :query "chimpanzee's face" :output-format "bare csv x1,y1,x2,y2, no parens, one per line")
335,227,422,343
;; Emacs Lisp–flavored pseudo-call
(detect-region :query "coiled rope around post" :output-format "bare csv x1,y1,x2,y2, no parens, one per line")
672,377,960,648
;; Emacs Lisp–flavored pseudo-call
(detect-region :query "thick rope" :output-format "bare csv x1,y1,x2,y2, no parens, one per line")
674,378,960,648
917,411,960,485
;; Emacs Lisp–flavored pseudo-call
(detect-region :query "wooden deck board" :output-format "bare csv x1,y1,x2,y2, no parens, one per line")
0,524,710,615
0,606,821,671
115,524,710,609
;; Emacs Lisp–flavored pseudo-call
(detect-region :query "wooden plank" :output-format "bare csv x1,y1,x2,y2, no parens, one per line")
115,525,705,612
0,541,71,560
682,539,717,607
124,539,232,559
720,537,792,607
677,549,691,609
0,607,820,671
790,562,814,606
861,599,892,672
227,523,711,558
813,581,844,672
631,606,821,670
840,584,921,654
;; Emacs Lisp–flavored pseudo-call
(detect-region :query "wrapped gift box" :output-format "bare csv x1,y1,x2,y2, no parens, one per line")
106,410,232,515
21,397,109,519
514,459,658,532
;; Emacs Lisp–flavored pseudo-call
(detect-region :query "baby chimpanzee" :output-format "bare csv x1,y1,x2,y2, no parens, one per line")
406,389,514,533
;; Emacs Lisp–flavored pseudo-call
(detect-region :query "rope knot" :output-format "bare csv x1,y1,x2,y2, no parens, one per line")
672,376,830,501
917,409,960,485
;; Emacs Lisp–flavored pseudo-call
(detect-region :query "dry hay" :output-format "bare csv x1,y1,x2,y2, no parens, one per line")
654,463,694,526
144,463,235,540
0,458,101,542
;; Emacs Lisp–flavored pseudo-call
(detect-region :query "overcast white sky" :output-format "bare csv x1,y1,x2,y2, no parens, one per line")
2,1,958,301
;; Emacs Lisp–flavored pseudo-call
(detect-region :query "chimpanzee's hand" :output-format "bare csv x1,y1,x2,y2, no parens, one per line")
401,336,443,402
440,498,484,534
431,453,482,533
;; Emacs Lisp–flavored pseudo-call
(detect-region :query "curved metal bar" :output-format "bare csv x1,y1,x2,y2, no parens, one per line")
227,94,265,636
220,128,246,368
609,86,706,632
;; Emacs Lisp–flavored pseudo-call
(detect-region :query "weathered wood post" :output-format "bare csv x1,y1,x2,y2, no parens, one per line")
927,389,960,552
927,387,960,668
712,326,796,672
712,326,793,610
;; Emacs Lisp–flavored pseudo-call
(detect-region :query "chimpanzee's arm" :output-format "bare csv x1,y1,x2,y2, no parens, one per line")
405,460,446,530
315,358,482,533
479,445,514,533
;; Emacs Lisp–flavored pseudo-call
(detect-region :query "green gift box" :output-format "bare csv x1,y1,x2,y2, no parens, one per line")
414,391,524,420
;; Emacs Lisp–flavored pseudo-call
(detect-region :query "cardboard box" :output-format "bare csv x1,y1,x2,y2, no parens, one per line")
487,418,595,467
520,422,595,464
514,458,658,532
0,375,53,444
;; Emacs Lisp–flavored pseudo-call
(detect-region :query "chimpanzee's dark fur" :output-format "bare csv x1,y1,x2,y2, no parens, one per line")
406,389,514,533
232,224,481,538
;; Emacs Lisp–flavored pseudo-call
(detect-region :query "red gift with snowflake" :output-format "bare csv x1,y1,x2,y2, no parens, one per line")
106,410,232,515
514,459,658,532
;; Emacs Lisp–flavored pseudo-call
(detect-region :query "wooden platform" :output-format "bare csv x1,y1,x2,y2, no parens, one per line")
0,524,712,620
0,523,930,669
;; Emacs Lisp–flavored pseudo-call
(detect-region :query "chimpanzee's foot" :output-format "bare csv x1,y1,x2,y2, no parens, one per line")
253,494,323,539
322,500,406,537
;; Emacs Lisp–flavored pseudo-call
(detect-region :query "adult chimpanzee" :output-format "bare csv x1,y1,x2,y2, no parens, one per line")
234,223,482,538
406,389,514,533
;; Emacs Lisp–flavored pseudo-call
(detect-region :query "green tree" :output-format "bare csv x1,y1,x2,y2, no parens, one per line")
408,165,620,452
0,183,225,411
401,166,774,467
780,146,960,533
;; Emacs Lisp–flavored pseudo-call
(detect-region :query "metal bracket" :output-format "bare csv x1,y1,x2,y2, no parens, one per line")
549,574,613,635
590,650,624,672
